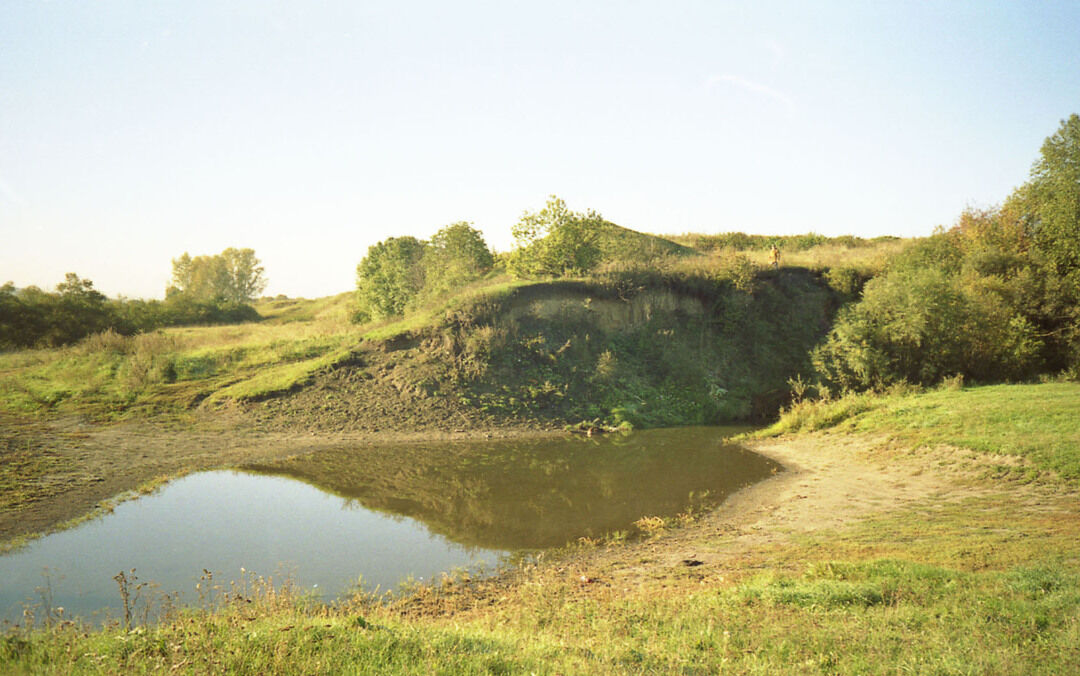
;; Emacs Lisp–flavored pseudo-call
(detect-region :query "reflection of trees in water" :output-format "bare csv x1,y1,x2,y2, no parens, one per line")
243,428,777,550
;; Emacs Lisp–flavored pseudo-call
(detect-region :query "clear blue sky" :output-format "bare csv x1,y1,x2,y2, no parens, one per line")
2,1,1078,299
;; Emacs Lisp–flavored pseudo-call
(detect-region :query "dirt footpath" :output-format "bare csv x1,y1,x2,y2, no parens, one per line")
694,434,959,552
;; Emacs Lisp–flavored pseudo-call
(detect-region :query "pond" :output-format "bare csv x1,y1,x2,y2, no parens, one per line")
0,427,778,627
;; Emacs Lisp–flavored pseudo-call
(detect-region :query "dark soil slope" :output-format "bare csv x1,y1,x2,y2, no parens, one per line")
241,269,839,433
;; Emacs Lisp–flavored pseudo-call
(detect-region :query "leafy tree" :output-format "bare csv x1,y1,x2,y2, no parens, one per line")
507,196,604,277
1020,115,1080,369
0,275,121,348
0,265,266,350
169,248,266,305
813,213,1049,390
46,273,114,345
354,236,427,321
220,248,268,304
0,282,37,349
812,257,1042,389
169,252,222,301
1027,114,1080,276
813,116,1080,388
421,222,494,298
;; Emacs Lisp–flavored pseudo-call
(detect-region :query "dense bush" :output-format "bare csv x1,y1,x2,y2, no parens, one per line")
812,251,1043,389
0,273,262,351
506,196,604,278
354,236,428,321
354,223,495,322
420,222,496,299
0,275,115,349
813,115,1080,389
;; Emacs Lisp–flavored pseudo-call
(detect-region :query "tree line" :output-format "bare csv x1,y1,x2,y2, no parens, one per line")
813,114,1080,388
355,115,1080,391
1,248,266,349
353,197,617,321
353,221,498,321
7,112,1078,392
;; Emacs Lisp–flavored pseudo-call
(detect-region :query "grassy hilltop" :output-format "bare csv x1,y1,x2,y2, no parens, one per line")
0,234,894,433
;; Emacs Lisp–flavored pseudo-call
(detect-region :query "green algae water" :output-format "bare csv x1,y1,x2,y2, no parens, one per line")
0,427,777,626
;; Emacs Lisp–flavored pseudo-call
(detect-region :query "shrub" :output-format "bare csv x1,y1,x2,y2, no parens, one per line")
507,196,604,278
418,223,494,302
354,236,428,321
813,258,1045,390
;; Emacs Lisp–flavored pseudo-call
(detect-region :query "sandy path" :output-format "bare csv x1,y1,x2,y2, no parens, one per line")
553,433,979,591
709,434,953,545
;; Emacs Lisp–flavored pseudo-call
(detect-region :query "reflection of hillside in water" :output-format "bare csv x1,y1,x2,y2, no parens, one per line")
243,428,779,550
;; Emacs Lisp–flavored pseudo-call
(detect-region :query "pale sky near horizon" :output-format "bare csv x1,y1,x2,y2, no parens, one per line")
2,1,1079,300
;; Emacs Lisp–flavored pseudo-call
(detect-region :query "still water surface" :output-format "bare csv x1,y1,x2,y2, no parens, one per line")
0,427,777,625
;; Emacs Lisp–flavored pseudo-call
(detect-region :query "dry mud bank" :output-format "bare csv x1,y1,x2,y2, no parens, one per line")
339,430,1079,620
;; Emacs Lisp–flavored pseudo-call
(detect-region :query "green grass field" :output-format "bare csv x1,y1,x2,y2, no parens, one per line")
765,381,1080,484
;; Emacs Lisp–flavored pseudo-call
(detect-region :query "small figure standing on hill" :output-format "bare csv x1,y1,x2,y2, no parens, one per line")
769,245,780,270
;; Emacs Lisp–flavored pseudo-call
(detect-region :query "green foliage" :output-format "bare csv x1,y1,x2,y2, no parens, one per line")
1028,114,1080,276
419,222,494,300
354,225,496,322
823,265,868,298
1013,114,1080,369
813,175,1078,390
1,275,119,349
0,247,274,349
507,196,604,277
135,295,261,328
813,244,1044,389
354,236,428,321
44,274,113,344
812,116,1080,390
169,247,267,305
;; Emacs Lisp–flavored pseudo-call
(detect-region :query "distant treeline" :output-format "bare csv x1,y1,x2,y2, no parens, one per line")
669,232,900,253
1,248,266,350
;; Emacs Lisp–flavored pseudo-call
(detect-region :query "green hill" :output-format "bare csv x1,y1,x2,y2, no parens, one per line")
0,266,842,432
593,221,696,263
